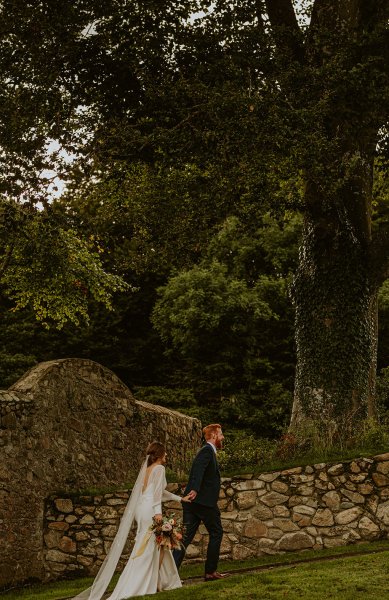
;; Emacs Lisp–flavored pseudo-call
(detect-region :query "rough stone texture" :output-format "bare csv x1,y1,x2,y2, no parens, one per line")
278,531,314,551
37,452,389,581
0,359,201,587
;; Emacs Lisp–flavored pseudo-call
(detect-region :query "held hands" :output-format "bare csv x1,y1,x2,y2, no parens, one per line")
181,490,197,503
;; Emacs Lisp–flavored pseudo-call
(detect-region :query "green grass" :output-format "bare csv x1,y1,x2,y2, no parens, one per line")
3,541,389,600
155,551,389,600
221,444,389,479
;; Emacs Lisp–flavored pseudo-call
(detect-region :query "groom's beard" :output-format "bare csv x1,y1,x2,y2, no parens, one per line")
215,440,223,450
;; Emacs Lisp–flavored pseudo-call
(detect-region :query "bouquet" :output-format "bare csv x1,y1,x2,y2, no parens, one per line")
150,513,184,550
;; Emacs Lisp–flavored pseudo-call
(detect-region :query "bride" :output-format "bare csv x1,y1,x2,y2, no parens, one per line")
73,441,190,600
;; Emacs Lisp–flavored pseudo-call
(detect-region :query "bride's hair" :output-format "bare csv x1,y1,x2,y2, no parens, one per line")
146,441,166,466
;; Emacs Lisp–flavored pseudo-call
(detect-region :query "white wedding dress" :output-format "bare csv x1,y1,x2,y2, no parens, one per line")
72,462,182,600
107,464,182,599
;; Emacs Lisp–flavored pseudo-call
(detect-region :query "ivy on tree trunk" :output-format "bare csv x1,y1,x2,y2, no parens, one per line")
265,0,389,436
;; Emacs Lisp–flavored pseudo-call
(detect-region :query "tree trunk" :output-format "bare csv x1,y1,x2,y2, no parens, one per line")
290,161,379,443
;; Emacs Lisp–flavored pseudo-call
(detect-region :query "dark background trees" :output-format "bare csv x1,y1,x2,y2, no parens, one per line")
0,0,388,443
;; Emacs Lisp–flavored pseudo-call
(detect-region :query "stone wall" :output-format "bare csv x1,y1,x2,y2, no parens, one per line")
0,359,201,588
42,452,389,579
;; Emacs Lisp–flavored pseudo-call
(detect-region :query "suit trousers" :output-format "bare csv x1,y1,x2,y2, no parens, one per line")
173,502,223,574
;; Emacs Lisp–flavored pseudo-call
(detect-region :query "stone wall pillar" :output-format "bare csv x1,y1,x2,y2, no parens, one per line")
0,359,201,588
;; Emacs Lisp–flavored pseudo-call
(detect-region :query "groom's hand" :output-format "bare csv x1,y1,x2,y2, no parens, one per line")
186,490,197,501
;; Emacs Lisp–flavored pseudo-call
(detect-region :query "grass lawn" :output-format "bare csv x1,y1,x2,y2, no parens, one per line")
3,541,389,600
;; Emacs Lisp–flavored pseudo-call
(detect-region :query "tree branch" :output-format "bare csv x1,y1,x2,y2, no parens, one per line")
264,0,304,63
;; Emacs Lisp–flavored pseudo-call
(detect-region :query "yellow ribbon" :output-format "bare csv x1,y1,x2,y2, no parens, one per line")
132,531,152,558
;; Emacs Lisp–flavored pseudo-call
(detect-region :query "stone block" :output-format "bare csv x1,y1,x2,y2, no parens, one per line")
77,555,94,568
340,489,365,504
254,505,273,520
220,534,232,553
322,491,341,510
54,499,74,514
271,481,289,494
94,507,117,520
349,461,361,473
65,515,77,524
79,514,96,525
243,517,268,538
232,480,265,491
236,491,257,510
292,505,316,516
259,472,280,483
374,453,389,461
185,543,201,558
358,516,380,538
277,531,314,551
44,529,62,549
267,528,283,540
292,513,311,527
258,538,276,551
221,510,238,520
83,541,104,557
349,474,367,483
280,467,302,475
273,505,290,518
376,462,389,475
296,485,314,496
46,549,74,563
312,509,334,527
58,536,77,553
260,492,289,507
323,537,347,548
273,518,300,532
290,474,314,484
376,500,389,526
372,472,389,487
48,522,69,532
335,507,363,525
358,483,374,495
101,525,117,538
328,464,344,476
232,544,254,560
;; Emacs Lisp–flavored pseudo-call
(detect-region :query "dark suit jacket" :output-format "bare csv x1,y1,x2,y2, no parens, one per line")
184,443,221,507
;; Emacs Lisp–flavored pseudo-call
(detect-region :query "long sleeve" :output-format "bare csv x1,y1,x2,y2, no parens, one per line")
151,465,181,514
152,465,165,515
162,489,181,503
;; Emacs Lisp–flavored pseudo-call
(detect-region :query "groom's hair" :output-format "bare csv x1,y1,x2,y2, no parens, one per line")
203,424,222,440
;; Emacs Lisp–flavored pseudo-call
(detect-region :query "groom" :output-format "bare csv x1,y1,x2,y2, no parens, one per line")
174,423,228,581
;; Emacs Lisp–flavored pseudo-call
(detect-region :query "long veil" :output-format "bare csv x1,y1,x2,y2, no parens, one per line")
72,457,148,600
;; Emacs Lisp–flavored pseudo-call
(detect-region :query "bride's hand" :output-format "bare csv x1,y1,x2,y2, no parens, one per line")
154,513,163,522
181,494,192,503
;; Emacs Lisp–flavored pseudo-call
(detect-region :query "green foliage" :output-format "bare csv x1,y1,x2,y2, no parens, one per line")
0,0,388,438
0,351,36,388
0,206,128,328
153,261,275,353
133,386,197,410
150,213,299,436
377,366,389,418
217,430,276,471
